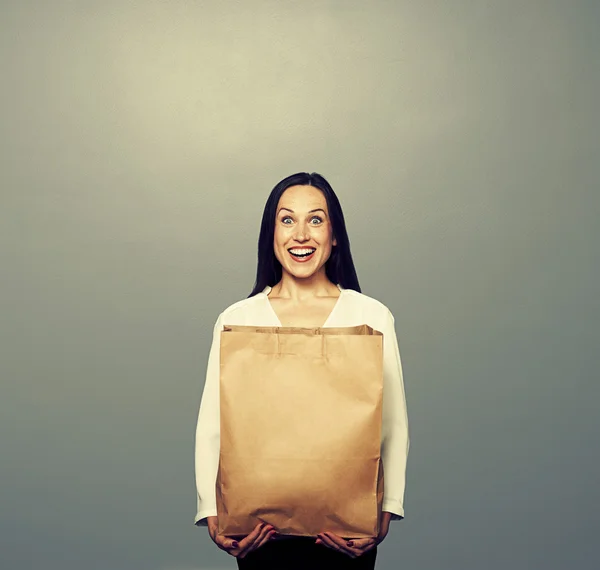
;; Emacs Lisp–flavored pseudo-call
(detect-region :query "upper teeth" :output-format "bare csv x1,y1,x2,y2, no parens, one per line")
289,248,315,255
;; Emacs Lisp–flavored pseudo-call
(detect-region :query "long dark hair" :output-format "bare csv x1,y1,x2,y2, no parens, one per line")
248,172,361,297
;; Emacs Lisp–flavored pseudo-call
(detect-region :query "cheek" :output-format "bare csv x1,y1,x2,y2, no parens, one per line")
275,225,297,241
320,228,334,245
273,228,289,252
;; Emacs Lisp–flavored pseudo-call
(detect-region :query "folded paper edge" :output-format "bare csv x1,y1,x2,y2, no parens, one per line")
222,324,382,336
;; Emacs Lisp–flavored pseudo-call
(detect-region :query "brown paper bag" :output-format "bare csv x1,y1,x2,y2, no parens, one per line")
216,324,384,539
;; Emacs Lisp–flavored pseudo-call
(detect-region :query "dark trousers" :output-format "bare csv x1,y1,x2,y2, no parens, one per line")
236,537,377,570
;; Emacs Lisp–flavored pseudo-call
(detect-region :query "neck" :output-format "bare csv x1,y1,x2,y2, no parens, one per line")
270,271,339,301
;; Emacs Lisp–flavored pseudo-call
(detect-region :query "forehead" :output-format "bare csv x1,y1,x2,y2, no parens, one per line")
277,185,328,210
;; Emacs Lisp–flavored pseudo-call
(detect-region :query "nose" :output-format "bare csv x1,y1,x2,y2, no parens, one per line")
294,221,311,242
294,222,310,242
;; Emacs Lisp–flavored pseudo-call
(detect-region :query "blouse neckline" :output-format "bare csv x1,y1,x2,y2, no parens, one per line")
261,284,344,328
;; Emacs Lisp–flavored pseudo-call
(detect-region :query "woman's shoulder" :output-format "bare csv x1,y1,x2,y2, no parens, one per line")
343,288,393,318
214,291,267,322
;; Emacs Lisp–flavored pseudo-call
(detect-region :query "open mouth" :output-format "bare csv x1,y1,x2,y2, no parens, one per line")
288,248,316,261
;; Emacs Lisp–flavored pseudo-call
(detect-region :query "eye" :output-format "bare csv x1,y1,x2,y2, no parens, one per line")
280,215,323,225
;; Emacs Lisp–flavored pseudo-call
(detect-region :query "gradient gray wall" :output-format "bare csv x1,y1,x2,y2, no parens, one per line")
2,1,598,569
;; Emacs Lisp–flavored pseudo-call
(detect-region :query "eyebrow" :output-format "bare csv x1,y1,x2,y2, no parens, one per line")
278,207,327,215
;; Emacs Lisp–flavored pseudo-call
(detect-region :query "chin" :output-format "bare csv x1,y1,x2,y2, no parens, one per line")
289,266,326,280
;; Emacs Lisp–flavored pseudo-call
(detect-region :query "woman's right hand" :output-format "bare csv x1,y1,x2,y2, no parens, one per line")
207,516,278,559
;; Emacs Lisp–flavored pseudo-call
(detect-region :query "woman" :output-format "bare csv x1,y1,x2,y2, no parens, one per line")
194,172,409,569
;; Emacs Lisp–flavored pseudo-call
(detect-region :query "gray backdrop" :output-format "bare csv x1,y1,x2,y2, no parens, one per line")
1,1,598,569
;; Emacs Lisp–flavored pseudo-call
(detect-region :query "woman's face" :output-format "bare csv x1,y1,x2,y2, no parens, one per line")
273,185,337,281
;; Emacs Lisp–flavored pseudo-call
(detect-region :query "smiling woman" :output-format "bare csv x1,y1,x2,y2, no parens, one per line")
248,172,360,300
274,186,335,269
194,172,410,570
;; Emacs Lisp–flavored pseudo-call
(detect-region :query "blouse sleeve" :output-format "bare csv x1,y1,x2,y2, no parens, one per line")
380,309,410,520
194,313,223,526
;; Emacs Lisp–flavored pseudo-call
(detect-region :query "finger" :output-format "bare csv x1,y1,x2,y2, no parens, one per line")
325,532,354,549
316,533,339,551
216,535,240,554
238,524,274,559
348,538,377,551
325,532,361,557
248,525,276,553
318,533,356,558
237,522,268,550
246,527,277,555
355,540,377,554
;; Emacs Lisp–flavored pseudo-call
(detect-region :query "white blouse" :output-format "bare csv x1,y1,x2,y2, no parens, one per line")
194,284,410,526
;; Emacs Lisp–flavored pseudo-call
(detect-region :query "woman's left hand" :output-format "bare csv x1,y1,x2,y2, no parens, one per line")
315,511,391,558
